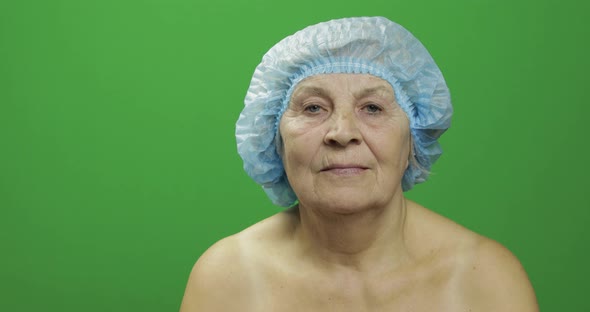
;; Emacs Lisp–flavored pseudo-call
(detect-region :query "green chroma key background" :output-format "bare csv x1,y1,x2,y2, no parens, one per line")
1,0,588,310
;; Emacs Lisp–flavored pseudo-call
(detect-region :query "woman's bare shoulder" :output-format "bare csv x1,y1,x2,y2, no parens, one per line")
458,236,539,311
408,201,538,311
179,235,252,311
179,210,298,312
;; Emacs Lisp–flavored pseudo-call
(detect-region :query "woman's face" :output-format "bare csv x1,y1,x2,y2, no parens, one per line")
279,74,411,213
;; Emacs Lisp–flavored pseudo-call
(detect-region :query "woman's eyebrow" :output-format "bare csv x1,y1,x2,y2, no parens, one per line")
293,85,393,98
354,85,394,99
291,86,329,98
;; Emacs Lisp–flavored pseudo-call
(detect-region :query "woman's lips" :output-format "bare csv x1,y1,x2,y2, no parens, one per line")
321,165,368,175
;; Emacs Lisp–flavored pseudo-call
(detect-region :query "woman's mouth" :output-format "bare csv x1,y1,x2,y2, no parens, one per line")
321,165,368,175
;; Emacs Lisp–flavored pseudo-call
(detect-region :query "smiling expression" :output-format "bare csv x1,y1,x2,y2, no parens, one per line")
279,73,411,213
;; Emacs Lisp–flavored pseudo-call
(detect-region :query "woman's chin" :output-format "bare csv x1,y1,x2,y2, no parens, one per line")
301,192,387,216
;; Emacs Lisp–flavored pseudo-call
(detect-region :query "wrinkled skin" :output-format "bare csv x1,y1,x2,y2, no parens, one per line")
280,74,410,215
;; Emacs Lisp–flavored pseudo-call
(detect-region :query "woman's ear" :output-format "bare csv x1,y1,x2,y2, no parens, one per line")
274,130,285,160
406,135,414,170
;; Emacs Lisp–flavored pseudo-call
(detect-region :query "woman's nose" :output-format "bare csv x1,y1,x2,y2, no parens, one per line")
323,111,362,147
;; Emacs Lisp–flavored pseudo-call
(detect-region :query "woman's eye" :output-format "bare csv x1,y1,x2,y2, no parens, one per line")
364,104,382,114
305,104,322,113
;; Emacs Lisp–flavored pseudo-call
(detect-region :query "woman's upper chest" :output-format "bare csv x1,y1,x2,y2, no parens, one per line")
249,255,468,311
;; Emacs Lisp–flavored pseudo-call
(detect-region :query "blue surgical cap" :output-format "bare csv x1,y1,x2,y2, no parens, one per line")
236,16,453,207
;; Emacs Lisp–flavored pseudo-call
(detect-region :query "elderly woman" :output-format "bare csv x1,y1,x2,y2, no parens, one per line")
180,17,538,311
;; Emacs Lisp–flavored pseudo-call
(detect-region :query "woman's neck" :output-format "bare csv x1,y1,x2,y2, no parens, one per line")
294,195,411,272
